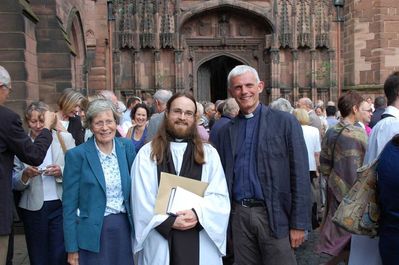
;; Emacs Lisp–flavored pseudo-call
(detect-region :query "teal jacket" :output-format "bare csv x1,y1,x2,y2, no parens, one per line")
63,137,136,253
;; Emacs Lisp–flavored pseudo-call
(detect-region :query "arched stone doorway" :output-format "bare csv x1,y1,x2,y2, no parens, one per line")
197,56,243,102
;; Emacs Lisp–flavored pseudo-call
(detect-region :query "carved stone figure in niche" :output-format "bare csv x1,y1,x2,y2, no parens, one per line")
218,14,230,37
239,24,252,36
182,26,192,36
198,20,212,36
86,30,96,47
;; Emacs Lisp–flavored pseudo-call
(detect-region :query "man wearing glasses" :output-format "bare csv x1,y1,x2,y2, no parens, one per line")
356,100,373,136
131,91,230,265
0,65,55,265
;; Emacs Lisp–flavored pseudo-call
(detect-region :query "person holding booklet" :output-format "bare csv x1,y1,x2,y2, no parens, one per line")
131,91,230,265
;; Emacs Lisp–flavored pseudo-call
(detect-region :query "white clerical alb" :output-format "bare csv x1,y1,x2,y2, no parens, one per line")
131,141,230,265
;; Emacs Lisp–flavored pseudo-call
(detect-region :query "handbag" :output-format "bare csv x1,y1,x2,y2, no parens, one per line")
332,158,380,237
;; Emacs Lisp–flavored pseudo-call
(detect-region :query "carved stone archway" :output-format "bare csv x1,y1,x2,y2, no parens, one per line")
197,55,243,102
180,5,274,102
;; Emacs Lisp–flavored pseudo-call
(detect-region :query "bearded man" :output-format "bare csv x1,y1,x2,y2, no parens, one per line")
131,92,230,265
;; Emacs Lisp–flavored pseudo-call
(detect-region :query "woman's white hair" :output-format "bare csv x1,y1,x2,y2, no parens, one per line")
85,98,120,129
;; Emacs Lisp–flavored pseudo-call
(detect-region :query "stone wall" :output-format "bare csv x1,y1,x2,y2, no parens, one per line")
0,0,40,116
2,0,399,114
344,0,399,96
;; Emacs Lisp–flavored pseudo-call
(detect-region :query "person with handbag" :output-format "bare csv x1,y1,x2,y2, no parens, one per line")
349,72,399,265
315,91,367,265
376,134,399,265
12,101,75,265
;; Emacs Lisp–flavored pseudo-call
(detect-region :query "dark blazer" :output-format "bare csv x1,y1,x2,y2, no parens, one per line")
62,137,136,253
0,105,52,235
67,115,85,146
209,115,232,146
216,105,311,238
377,140,399,235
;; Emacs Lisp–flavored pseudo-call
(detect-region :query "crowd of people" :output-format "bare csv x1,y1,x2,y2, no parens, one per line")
0,63,399,265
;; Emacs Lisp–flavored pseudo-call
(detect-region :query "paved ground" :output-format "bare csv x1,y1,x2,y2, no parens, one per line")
12,229,336,265
12,235,29,265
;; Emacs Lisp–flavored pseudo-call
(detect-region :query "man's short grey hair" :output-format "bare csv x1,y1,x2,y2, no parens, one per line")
270,98,294,113
300,97,314,109
204,102,215,113
0,65,11,88
227,65,260,88
98,90,115,98
85,98,120,129
153,89,172,104
223,98,240,116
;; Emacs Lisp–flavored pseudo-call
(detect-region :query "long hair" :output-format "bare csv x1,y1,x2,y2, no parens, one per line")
151,92,205,165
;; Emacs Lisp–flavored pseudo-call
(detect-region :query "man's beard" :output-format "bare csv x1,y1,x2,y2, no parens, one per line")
165,118,196,140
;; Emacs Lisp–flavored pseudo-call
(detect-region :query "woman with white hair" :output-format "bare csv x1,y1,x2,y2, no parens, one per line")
63,99,136,265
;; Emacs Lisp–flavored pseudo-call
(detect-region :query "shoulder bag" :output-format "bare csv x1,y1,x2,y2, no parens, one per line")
332,151,381,237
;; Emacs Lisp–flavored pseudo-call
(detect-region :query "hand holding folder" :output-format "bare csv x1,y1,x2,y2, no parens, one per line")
154,172,209,215
166,186,205,215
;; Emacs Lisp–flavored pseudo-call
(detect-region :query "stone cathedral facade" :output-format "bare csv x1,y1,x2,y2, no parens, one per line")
112,0,337,104
1,0,399,115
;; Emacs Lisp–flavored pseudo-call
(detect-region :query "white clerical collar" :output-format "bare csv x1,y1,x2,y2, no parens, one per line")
243,105,261,119
244,113,254,119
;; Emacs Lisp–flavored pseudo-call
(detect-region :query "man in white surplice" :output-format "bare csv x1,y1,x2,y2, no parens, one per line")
131,92,230,265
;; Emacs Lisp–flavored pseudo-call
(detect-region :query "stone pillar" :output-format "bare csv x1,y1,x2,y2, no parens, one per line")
270,48,280,100
154,50,161,89
175,50,183,91
133,49,141,90
328,49,337,101
310,49,317,102
292,49,299,101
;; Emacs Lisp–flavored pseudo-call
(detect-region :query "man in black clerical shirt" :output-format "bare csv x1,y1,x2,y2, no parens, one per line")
216,65,311,265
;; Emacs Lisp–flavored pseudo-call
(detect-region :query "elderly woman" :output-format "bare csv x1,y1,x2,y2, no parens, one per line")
126,103,150,153
315,91,367,265
56,88,87,146
12,101,75,265
62,99,136,265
